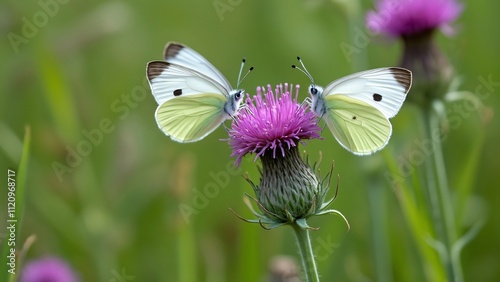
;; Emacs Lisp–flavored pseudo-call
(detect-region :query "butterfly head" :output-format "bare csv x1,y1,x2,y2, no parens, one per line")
308,84,325,115
225,89,245,117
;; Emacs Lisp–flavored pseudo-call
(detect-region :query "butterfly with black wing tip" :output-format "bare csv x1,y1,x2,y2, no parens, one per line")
146,42,253,143
292,57,412,155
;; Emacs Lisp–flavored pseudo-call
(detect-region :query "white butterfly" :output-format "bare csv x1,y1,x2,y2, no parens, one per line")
293,58,412,155
146,42,251,143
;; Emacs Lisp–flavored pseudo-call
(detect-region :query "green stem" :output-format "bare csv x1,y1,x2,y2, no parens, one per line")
422,104,462,282
429,109,456,244
421,109,446,245
291,224,320,282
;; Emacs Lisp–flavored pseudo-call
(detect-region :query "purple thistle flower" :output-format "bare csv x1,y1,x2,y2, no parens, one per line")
228,83,321,165
228,84,348,230
20,256,80,282
366,0,463,37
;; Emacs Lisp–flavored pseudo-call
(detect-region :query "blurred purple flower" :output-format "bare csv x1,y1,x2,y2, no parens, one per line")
20,256,79,282
366,0,463,37
228,84,321,165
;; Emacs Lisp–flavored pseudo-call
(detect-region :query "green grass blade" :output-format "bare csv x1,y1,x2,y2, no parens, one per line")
34,41,80,142
1,126,30,282
15,126,31,240
383,150,446,281
455,129,485,226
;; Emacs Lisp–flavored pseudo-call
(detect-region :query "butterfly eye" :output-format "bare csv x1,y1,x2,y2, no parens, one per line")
310,87,318,95
235,91,242,100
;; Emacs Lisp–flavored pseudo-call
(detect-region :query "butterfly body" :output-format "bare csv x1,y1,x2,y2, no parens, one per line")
307,67,412,155
147,42,245,143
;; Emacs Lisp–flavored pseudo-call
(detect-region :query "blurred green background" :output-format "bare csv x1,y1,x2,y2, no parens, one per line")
1,0,499,281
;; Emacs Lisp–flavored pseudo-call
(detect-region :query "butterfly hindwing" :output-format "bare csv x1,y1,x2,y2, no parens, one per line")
324,95,392,155
155,93,227,143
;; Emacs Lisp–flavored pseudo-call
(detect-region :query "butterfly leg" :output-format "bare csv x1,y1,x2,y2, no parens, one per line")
321,122,328,134
222,121,232,134
295,97,313,116
300,97,313,108
318,112,328,133
238,102,248,112
304,97,312,106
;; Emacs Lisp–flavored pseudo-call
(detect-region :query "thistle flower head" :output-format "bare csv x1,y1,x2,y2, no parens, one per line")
228,84,348,230
20,256,79,282
228,84,321,166
366,0,463,37
367,0,463,105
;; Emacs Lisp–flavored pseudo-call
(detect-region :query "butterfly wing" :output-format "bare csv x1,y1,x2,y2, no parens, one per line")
147,61,229,105
163,42,232,93
323,67,412,118
319,67,411,155
147,61,230,142
323,95,392,155
155,93,227,143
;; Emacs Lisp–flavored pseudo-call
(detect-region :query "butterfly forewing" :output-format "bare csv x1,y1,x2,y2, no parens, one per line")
163,42,233,92
325,95,392,155
147,61,229,105
323,67,412,118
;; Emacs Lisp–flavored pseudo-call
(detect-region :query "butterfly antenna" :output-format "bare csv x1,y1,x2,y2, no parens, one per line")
237,58,254,88
237,58,246,87
291,56,315,85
